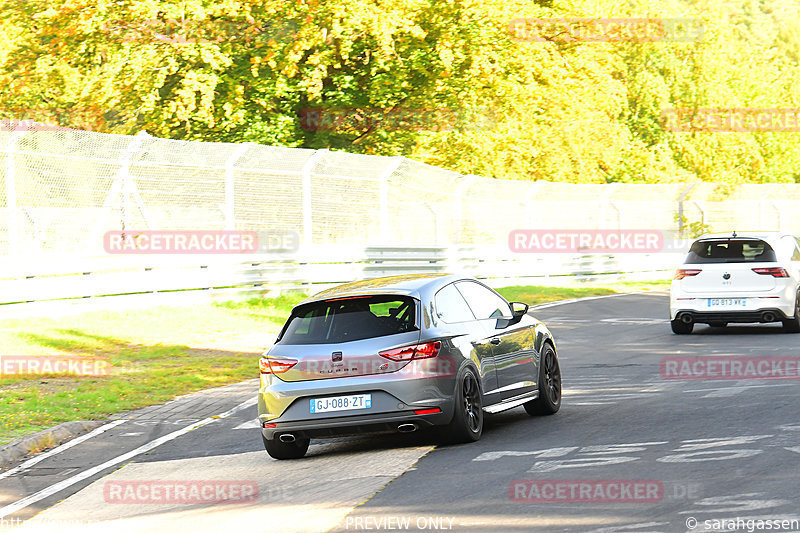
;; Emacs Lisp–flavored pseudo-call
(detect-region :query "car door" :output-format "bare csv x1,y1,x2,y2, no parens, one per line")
454,281,538,402
432,282,499,403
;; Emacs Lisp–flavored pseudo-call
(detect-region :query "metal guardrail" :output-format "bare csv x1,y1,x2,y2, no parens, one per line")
0,246,683,305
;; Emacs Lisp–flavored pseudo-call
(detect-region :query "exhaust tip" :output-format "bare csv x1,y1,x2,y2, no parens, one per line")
680,313,694,324
762,312,775,323
397,423,417,433
279,434,296,443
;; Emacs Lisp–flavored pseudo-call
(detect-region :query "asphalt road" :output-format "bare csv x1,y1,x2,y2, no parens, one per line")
3,292,800,533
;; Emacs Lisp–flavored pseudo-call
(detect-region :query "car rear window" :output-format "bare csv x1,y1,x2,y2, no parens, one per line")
277,295,418,345
685,239,777,263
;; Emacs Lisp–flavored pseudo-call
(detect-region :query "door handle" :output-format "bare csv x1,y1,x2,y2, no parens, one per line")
490,338,501,345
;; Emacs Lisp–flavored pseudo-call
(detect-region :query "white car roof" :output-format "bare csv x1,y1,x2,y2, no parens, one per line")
695,232,797,244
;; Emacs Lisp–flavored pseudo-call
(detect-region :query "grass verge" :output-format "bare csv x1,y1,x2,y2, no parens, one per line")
0,293,305,445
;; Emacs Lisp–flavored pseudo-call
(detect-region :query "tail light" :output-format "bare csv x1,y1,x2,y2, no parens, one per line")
379,341,441,362
259,357,297,374
752,267,789,278
413,408,442,415
674,269,701,280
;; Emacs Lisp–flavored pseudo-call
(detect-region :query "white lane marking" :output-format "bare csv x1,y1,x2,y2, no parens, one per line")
0,420,127,481
599,318,668,324
528,455,639,472
530,292,636,310
678,493,789,514
683,382,794,396
700,381,765,397
0,397,256,519
234,418,260,430
119,432,144,437
587,521,670,533
473,447,579,462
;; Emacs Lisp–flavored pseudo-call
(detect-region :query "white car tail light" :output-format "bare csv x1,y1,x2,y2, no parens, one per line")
674,269,702,280
752,267,789,278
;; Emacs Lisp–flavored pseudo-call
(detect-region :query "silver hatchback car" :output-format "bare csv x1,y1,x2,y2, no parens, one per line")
258,273,561,459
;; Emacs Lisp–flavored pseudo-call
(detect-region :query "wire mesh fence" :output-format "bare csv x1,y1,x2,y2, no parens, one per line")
1,120,799,260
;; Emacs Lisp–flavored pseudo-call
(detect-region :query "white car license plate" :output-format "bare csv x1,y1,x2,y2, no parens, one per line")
707,298,747,308
310,393,372,414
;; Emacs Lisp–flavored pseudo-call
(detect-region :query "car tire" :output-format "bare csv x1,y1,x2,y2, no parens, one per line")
671,319,693,334
783,294,800,333
262,434,310,460
442,367,483,443
524,342,561,416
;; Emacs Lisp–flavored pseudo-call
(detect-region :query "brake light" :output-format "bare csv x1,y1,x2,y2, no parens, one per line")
379,341,441,362
413,408,442,415
674,269,701,280
259,357,298,374
752,267,789,278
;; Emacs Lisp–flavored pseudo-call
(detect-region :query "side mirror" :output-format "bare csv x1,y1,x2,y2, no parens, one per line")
511,302,529,318
496,302,529,329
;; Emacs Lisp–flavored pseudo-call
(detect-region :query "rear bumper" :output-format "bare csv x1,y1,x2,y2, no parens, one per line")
260,409,451,440
671,308,791,324
670,279,797,320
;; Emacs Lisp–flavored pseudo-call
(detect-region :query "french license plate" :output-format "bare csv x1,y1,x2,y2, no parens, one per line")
310,393,372,414
707,298,747,308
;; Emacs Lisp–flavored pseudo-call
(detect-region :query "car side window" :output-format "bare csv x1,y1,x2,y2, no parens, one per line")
793,238,800,261
434,283,476,323
455,281,512,320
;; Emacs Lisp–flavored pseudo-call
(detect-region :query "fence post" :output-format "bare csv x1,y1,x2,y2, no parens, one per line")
224,143,252,230
693,201,705,230
455,174,476,244
525,181,544,228
379,157,404,242
676,183,698,236
771,200,782,231
301,150,325,249
120,131,150,232
3,121,31,255
600,183,620,229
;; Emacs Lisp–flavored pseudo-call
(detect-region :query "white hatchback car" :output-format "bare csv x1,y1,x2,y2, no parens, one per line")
670,232,800,334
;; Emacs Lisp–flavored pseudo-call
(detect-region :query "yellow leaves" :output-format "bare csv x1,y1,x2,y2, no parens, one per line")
437,43,455,74
249,56,262,77
169,70,219,127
